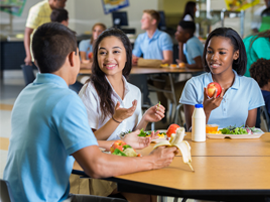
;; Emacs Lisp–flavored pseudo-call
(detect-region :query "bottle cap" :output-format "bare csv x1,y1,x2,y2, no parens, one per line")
195,104,203,108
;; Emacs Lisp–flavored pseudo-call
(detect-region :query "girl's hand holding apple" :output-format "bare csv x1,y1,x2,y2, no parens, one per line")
203,87,225,114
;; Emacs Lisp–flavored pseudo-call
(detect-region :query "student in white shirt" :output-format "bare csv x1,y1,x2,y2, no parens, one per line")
79,27,165,202
80,28,165,141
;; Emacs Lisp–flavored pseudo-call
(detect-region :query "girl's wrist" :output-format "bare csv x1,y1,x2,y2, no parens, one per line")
203,107,211,115
112,116,122,124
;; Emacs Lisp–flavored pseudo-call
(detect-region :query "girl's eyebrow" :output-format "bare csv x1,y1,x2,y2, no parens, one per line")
99,46,122,50
207,47,228,51
112,46,122,49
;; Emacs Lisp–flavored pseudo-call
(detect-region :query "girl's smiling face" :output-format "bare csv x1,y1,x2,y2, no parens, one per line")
98,36,127,77
206,36,239,75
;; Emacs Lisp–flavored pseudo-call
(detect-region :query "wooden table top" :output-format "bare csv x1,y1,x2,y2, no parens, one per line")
115,156,270,191
79,66,203,75
72,132,270,198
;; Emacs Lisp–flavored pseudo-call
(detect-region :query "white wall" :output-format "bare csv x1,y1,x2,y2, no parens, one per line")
0,0,159,36
0,0,266,37
69,0,159,35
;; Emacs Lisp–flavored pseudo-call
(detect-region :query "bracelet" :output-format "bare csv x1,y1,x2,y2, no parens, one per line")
112,116,122,124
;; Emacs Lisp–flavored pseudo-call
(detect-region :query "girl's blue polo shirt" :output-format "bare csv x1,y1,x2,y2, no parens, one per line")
132,29,173,60
180,71,265,128
79,39,93,59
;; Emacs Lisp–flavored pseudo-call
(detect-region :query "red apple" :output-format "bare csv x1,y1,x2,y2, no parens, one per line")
206,82,222,98
88,52,93,59
166,124,180,138
110,140,126,153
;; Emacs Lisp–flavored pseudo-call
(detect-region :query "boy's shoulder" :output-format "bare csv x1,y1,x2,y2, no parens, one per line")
186,36,202,45
31,0,49,10
156,30,171,39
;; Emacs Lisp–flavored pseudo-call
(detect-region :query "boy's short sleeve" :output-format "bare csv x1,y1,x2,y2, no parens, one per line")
179,78,203,105
160,33,173,51
132,35,143,57
54,94,98,155
248,79,265,110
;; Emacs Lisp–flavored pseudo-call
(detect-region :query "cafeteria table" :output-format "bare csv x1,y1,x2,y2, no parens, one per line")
73,132,270,202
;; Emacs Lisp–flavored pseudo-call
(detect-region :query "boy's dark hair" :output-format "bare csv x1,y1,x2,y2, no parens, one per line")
178,21,196,35
250,58,270,88
203,27,247,76
32,22,77,73
90,28,132,120
50,8,68,23
182,1,196,20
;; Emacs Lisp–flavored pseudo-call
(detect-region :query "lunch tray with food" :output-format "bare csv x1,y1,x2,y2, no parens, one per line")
206,125,264,139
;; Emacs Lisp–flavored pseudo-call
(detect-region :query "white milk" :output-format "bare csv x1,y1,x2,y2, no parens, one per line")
192,104,206,142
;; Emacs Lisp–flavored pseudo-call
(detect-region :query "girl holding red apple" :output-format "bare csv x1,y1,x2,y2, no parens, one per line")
180,27,265,130
79,23,106,65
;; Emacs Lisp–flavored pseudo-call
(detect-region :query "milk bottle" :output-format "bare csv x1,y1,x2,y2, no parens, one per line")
192,104,206,142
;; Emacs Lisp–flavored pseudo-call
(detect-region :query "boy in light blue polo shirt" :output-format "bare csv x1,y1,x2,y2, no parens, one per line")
132,29,173,60
132,10,173,122
132,9,173,64
4,22,177,202
175,20,204,69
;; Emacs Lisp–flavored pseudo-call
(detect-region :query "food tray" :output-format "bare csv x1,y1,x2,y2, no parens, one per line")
207,128,264,139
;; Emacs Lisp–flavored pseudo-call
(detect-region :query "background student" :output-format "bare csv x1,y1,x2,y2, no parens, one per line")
181,1,197,21
180,27,264,130
4,22,177,202
132,10,173,123
79,23,107,65
50,8,69,26
251,0,270,33
132,9,173,65
24,0,67,66
175,20,203,69
250,58,270,118
243,30,270,77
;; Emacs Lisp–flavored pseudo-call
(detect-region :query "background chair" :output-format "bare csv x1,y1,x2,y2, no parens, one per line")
174,103,185,127
128,74,155,130
0,179,15,202
69,81,83,94
260,106,270,132
21,64,36,86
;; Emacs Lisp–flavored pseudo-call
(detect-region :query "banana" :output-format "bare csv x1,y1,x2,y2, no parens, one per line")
153,127,194,172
